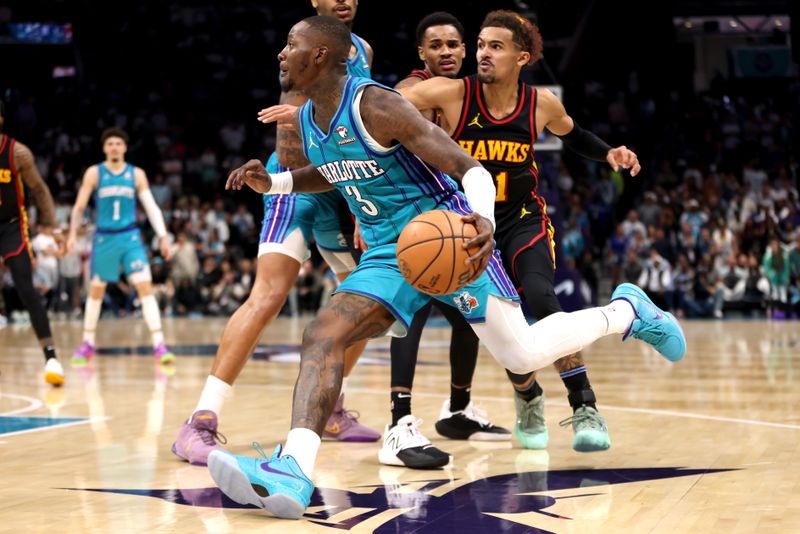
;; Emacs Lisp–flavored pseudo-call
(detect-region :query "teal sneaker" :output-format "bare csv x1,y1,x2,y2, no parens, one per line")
207,443,313,519
610,283,686,362
559,406,611,452
514,394,548,449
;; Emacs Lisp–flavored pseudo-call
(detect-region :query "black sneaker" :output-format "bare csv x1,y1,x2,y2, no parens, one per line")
435,399,511,441
378,415,451,469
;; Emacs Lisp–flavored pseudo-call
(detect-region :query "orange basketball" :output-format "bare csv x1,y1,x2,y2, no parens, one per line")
397,210,480,296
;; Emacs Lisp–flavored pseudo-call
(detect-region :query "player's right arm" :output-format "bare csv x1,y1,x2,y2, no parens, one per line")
273,90,311,169
362,85,496,277
66,166,98,253
397,76,465,133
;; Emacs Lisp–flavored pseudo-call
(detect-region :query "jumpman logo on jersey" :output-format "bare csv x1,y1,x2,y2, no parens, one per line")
468,114,483,128
308,134,319,149
520,206,532,219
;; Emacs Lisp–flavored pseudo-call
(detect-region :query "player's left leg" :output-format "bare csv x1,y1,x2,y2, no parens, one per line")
314,207,381,443
4,248,64,385
208,291,399,519
514,238,611,452
124,243,174,364
433,300,510,441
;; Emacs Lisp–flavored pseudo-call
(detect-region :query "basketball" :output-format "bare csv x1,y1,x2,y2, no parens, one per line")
396,210,480,296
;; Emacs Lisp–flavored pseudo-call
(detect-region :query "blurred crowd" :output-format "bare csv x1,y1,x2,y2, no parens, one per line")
1,3,798,324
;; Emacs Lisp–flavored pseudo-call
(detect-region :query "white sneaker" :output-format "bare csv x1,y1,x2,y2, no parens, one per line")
378,415,450,469
44,358,65,386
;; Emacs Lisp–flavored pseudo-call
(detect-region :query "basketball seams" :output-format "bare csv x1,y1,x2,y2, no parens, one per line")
396,209,478,295
442,210,456,293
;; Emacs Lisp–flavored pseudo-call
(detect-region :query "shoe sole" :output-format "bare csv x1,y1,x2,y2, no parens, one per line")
322,434,381,442
170,442,209,467
572,431,612,453
378,448,451,469
514,426,548,450
45,372,64,386
208,452,306,519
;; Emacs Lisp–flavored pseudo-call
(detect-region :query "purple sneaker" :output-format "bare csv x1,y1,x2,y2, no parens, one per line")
323,393,381,442
154,343,176,364
72,341,96,367
172,410,227,466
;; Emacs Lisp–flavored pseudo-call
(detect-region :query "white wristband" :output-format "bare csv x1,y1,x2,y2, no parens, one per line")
269,170,293,195
461,166,496,230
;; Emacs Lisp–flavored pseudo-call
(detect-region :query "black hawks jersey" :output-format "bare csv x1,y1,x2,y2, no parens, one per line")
451,74,548,232
0,135,26,222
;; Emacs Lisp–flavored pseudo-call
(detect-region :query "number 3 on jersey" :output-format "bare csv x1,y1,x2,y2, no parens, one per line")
344,185,379,216
494,171,509,202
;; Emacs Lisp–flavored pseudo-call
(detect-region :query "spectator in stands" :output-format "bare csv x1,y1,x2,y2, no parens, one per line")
762,238,791,319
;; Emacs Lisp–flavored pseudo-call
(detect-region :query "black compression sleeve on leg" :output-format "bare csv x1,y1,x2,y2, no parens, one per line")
433,300,479,387
556,120,613,162
390,301,433,389
7,253,52,340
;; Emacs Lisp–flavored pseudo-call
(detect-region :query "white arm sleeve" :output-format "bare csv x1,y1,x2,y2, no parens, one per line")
138,189,168,238
461,166,496,230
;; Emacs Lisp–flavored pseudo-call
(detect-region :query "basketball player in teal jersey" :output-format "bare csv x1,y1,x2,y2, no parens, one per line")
171,0,378,467
398,10,643,453
207,16,685,519
0,100,65,385
67,128,175,365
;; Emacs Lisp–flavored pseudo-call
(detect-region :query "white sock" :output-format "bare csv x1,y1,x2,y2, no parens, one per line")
600,299,636,334
83,297,102,345
193,375,233,417
340,376,349,394
283,427,320,478
141,295,164,347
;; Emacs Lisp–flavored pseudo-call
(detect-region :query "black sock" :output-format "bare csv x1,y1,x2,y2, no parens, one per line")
450,384,471,412
43,345,57,362
391,391,412,426
561,366,597,411
513,379,543,402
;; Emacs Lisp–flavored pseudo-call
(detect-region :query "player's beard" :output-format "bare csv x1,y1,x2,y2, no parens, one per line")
477,72,496,84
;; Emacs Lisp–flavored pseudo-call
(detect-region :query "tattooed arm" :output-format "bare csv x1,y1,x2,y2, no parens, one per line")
292,292,395,433
275,90,311,169
13,142,56,228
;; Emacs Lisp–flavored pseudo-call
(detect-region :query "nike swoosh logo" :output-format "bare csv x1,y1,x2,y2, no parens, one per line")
325,422,340,434
396,394,411,399
260,462,297,479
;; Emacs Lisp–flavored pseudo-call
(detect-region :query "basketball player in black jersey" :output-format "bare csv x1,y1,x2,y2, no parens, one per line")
400,10,641,453
0,100,65,386
376,12,511,469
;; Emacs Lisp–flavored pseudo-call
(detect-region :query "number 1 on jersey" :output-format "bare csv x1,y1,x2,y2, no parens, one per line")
112,200,121,221
494,171,508,202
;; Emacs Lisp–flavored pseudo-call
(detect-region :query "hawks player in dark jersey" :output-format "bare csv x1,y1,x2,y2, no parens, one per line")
376,12,513,470
401,10,640,453
0,100,65,385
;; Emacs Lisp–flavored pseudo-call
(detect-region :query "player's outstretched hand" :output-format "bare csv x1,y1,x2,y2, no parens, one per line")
226,159,272,193
607,145,641,176
159,236,172,261
258,104,298,124
462,212,494,283
64,234,76,255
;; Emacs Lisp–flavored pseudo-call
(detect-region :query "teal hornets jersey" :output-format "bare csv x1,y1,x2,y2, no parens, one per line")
298,77,471,248
96,163,137,231
348,33,371,78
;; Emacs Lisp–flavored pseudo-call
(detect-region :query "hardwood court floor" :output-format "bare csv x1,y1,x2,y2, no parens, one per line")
1,317,799,533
